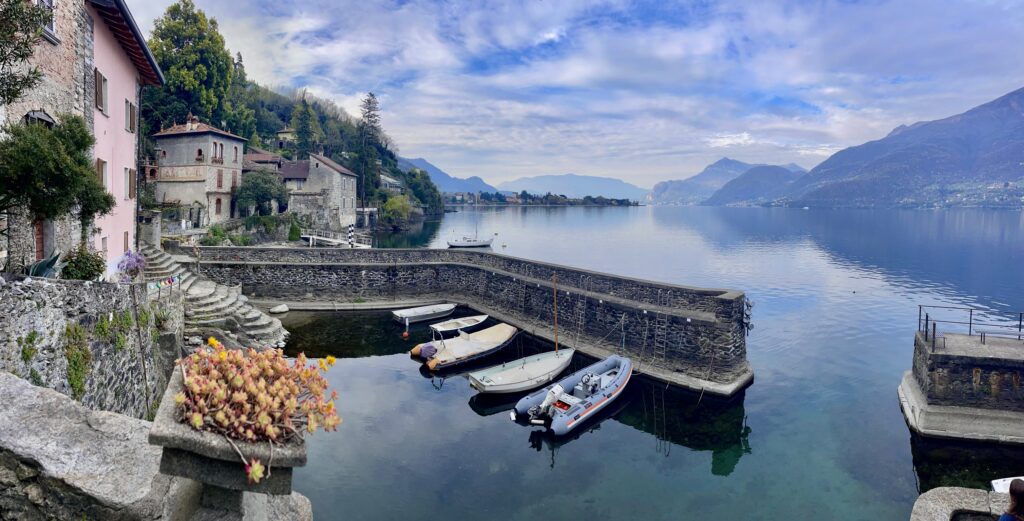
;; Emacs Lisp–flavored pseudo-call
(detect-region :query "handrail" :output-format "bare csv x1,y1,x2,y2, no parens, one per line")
918,304,1024,340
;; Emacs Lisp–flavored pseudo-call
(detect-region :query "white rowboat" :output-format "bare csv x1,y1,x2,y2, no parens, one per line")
410,323,518,371
431,315,488,334
392,303,456,324
468,349,576,394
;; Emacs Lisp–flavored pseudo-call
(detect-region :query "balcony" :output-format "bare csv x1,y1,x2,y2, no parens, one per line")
211,157,224,165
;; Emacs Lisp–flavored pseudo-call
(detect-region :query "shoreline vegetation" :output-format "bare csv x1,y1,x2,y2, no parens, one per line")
445,191,638,207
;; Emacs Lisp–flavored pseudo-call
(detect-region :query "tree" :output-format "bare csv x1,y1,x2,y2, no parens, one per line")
356,92,382,205
291,97,316,160
234,170,287,216
0,0,50,105
0,115,114,250
142,0,234,133
380,194,411,228
223,54,256,139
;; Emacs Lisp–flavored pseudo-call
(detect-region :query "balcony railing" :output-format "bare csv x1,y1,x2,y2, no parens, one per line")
211,157,224,165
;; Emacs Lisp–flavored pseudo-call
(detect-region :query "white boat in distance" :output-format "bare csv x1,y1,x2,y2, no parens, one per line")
468,348,576,394
447,236,493,248
410,323,518,371
431,315,488,334
392,303,456,324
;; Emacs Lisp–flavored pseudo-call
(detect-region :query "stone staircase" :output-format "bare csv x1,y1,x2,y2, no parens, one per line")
140,243,288,349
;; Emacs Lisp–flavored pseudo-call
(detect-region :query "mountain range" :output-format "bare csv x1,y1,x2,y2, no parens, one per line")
496,174,649,200
397,157,497,193
649,159,806,205
703,165,806,206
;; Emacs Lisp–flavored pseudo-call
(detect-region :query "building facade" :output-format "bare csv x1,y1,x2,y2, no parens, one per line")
152,115,246,227
281,154,357,231
1,0,161,275
88,0,163,277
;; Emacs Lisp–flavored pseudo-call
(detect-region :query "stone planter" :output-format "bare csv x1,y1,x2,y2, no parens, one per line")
149,366,307,513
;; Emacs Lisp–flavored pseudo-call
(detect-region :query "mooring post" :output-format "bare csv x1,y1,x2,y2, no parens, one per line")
918,305,922,331
969,308,973,336
932,322,937,349
924,314,930,341
1019,312,1022,341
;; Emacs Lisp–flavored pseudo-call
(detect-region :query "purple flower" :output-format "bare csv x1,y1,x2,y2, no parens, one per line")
117,250,147,283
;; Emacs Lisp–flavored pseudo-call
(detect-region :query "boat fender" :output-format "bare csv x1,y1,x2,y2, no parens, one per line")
420,343,437,359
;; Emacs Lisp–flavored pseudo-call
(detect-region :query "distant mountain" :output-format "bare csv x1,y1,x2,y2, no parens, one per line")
704,166,806,206
397,157,497,193
648,158,772,205
786,86,1024,207
496,174,649,200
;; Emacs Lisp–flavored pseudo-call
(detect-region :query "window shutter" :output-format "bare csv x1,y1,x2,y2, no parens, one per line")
94,69,102,109
129,169,137,199
131,103,137,133
95,159,103,182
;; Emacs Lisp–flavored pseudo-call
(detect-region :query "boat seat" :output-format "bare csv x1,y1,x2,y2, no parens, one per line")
559,393,582,406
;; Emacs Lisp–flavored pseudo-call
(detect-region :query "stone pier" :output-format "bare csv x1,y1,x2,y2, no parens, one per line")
899,330,1024,443
184,246,754,396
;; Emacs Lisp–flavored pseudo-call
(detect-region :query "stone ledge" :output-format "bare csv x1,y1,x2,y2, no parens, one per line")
899,371,1024,444
910,487,1008,520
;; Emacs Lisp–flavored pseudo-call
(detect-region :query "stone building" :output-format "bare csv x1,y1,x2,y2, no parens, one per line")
243,146,283,174
276,127,295,149
380,174,404,195
1,0,161,273
281,154,357,231
151,115,247,228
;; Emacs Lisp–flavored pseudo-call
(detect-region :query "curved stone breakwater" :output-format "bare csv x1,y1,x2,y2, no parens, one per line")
190,246,753,396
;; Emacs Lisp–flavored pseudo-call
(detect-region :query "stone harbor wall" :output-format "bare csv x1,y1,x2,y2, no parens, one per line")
191,246,753,394
911,332,1024,412
0,274,184,419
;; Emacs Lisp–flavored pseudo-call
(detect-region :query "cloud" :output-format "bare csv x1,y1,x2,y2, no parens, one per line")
124,0,1024,186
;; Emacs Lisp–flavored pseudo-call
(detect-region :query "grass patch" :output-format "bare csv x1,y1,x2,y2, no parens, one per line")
29,368,43,386
137,306,151,328
114,331,127,353
18,331,39,363
64,323,92,400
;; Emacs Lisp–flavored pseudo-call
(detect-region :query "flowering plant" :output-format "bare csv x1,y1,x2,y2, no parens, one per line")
116,250,147,283
174,338,340,483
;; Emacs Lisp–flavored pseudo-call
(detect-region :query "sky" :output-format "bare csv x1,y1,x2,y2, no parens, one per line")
124,0,1024,188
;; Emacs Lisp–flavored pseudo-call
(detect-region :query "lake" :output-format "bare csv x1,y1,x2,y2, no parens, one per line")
284,206,1024,520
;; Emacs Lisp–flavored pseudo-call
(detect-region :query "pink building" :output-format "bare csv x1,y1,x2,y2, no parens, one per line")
87,0,163,278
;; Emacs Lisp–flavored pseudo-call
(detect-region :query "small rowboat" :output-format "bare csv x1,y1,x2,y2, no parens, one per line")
511,355,632,436
410,323,518,371
992,477,1024,493
392,303,456,324
430,315,488,334
468,349,576,394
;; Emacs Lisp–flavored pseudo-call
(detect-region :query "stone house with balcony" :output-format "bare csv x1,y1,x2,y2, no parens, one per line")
0,0,161,273
280,154,357,231
151,115,246,228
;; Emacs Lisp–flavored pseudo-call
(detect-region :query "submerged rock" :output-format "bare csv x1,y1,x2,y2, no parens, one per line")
269,304,289,314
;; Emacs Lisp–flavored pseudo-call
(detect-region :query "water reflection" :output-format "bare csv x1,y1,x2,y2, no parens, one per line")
911,434,1024,492
374,218,442,248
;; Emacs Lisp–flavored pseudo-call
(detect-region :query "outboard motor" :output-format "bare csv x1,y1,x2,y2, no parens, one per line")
529,384,564,424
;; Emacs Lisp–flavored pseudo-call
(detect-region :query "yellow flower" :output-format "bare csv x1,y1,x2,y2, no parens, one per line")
207,337,217,346
326,355,336,366
218,350,227,361
318,359,327,371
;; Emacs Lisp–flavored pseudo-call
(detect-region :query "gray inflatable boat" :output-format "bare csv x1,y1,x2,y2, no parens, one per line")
511,355,632,436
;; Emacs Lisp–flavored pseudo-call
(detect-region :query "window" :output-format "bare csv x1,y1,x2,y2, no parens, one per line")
95,159,108,189
233,146,238,163
123,231,129,253
101,236,108,255
94,69,108,113
196,148,204,161
220,143,224,158
124,100,137,133
217,170,223,188
215,198,222,215
124,168,136,199
232,172,237,189
38,0,56,42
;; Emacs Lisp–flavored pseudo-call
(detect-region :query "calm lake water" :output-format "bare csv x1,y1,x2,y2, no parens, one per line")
284,206,1024,520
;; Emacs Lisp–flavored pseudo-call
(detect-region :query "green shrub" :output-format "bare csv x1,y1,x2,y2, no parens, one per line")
138,307,151,328
61,244,107,281
29,368,43,386
116,309,134,331
228,233,254,246
95,313,112,339
114,331,127,352
64,323,92,400
154,307,172,331
288,221,301,241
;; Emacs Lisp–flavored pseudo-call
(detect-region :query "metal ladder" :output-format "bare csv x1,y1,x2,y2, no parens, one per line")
650,290,672,364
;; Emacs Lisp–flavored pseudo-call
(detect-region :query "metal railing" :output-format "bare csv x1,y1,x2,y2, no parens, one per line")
919,305,1024,345
300,228,373,247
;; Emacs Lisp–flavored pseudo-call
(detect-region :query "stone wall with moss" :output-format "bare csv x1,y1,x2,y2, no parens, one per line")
0,274,184,419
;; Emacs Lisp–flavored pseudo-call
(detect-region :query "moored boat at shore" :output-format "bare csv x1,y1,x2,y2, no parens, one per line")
512,355,632,436
410,323,518,371
468,348,576,394
430,314,488,334
392,303,456,324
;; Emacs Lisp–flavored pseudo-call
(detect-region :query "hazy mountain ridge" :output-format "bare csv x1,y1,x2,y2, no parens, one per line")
397,157,498,193
786,86,1024,207
649,158,806,205
497,174,649,200
703,166,806,206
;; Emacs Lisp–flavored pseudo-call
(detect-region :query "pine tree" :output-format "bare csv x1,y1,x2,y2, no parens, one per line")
293,97,315,160
356,92,383,206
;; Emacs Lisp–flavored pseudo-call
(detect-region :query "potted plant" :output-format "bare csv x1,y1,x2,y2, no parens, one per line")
149,339,339,513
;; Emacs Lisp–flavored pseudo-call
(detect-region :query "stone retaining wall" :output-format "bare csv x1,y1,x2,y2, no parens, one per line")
190,246,752,391
0,275,184,419
912,332,1024,412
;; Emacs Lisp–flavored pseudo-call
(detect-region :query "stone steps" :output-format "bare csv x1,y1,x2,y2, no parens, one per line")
141,242,288,349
